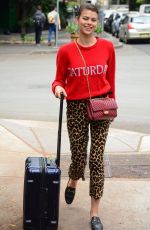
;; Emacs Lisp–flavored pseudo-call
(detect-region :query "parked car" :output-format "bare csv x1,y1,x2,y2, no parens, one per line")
139,4,150,15
111,12,128,37
104,12,117,33
103,9,116,22
119,14,150,43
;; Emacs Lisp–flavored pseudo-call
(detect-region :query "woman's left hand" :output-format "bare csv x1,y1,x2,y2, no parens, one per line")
55,85,67,99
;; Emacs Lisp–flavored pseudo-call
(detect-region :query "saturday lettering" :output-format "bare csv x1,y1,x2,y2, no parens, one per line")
67,65,108,77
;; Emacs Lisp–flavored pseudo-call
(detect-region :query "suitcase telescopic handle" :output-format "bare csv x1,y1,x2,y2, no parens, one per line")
56,93,64,167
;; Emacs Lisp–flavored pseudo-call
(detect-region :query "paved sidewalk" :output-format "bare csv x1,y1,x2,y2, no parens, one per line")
0,30,123,49
0,119,150,229
0,31,150,229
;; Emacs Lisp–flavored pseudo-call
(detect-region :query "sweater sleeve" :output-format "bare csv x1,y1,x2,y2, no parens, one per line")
106,43,116,99
52,47,68,94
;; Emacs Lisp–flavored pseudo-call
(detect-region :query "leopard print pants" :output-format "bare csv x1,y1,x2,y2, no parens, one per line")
66,99,110,199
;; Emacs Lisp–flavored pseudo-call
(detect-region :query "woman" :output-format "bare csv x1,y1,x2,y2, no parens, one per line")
52,3,116,230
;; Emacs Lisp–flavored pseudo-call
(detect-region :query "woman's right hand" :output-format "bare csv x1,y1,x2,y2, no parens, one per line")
55,86,67,99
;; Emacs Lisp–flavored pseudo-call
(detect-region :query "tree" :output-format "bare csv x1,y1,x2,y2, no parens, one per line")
18,0,68,35
129,0,136,11
17,0,35,35
129,0,150,11
136,0,150,3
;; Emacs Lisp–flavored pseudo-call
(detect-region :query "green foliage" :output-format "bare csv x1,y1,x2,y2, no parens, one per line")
38,0,56,14
19,16,33,27
18,0,69,33
136,0,143,3
59,2,69,28
135,0,150,9
67,1,79,8
20,34,34,42
136,0,148,3
95,24,102,34
66,22,103,35
66,21,78,34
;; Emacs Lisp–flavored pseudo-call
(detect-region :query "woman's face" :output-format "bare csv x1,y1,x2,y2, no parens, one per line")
77,9,98,36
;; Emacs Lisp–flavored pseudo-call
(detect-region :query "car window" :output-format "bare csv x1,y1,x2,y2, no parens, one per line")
131,16,150,23
144,6,150,13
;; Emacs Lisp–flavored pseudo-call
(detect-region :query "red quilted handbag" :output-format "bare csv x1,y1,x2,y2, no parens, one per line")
87,98,118,121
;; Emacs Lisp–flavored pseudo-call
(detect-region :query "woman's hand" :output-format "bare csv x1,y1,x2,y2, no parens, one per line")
55,86,67,99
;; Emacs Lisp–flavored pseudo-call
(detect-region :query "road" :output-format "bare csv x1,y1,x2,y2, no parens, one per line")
0,42,150,134
114,42,150,134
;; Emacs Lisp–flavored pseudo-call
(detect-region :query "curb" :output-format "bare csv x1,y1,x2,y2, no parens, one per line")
0,40,123,48
114,42,123,49
0,31,123,50
0,40,123,55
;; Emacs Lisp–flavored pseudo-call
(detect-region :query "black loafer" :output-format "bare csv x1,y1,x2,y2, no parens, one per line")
91,216,103,230
65,181,76,204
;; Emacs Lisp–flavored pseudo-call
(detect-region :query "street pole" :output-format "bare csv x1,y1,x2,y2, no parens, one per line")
55,0,59,48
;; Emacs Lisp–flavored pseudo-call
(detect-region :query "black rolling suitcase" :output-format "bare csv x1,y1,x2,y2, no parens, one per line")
23,95,64,230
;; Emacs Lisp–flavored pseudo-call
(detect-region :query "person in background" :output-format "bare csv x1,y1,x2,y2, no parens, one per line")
47,5,61,46
52,3,116,230
33,5,46,46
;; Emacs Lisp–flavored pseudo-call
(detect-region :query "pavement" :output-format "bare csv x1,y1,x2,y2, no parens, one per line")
0,29,123,49
0,30,150,230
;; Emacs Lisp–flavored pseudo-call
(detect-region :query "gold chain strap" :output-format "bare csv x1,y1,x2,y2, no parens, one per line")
74,41,91,99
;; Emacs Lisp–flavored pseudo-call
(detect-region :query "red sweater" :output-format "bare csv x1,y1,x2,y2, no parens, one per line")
52,38,116,100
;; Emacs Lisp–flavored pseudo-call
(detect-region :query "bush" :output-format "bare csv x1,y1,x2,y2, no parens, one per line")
66,21,78,34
